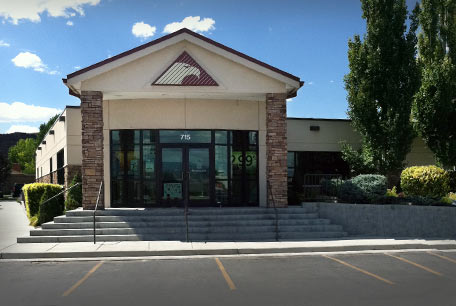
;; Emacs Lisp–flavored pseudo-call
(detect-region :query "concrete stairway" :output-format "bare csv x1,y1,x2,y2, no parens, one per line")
17,206,347,243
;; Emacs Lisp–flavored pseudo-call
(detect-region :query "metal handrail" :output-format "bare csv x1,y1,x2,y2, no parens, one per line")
93,181,103,244
267,180,279,241
39,182,81,206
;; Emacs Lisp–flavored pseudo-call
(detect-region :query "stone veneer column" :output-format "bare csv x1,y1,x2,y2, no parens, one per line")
81,91,104,210
266,93,288,207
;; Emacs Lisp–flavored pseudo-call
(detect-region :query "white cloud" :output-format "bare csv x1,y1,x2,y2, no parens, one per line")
74,65,81,69
286,98,293,102
0,0,100,25
163,16,215,34
308,81,314,85
6,125,39,134
11,51,58,75
132,21,156,39
0,40,10,47
0,101,61,123
66,20,73,26
330,80,334,83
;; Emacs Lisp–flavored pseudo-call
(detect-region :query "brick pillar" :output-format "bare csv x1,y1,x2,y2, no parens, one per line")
81,91,104,210
266,93,288,207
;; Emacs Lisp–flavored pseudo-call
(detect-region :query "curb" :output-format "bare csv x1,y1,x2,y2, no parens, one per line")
2,244,456,260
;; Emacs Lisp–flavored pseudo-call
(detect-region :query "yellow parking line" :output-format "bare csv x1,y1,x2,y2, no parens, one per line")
385,253,443,276
322,255,394,285
427,251,456,265
215,258,236,290
63,261,104,297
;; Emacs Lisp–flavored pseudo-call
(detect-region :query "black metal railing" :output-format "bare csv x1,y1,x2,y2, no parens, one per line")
93,181,103,244
267,180,279,241
302,174,343,201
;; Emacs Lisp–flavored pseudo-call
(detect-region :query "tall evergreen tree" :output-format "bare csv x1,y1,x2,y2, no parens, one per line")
344,0,420,175
414,0,456,168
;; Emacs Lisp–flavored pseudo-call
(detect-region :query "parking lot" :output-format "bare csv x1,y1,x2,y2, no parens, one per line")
1,250,456,306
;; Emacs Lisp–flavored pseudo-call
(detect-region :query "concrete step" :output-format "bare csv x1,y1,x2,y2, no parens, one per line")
42,218,331,229
54,213,320,223
31,224,342,236
64,207,316,217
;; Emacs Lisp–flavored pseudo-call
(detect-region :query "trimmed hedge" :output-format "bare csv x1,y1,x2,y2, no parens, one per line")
38,187,64,224
23,183,63,225
339,174,387,204
65,172,82,211
401,166,450,198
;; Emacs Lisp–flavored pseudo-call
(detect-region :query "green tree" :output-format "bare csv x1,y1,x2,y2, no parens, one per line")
0,155,11,185
344,0,420,175
8,138,37,174
65,172,82,211
414,0,456,168
36,114,59,145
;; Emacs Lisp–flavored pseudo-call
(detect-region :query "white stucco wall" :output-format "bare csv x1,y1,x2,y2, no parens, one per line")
286,118,436,166
102,98,267,207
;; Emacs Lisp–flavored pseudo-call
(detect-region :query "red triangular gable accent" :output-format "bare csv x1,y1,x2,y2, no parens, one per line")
152,51,218,86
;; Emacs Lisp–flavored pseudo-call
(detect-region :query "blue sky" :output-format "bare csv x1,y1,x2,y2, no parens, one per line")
0,0,419,134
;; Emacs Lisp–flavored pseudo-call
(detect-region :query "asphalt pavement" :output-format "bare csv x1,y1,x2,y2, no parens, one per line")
1,250,456,306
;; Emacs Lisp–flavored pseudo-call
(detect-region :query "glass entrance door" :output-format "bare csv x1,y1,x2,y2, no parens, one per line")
160,145,211,206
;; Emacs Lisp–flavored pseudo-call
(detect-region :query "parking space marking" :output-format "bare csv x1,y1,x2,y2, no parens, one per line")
215,258,236,290
427,251,456,265
385,254,443,276
63,261,104,297
322,255,394,285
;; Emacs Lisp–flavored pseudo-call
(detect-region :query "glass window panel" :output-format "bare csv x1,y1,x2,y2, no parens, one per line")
160,130,211,143
127,180,141,202
111,150,124,179
142,144,155,180
245,151,257,179
162,148,183,181
287,152,295,168
111,180,124,205
231,149,243,180
215,131,227,144
163,183,182,200
249,131,258,145
111,130,120,144
143,181,156,204
215,180,228,204
126,145,140,179
231,180,242,204
143,130,156,144
188,148,210,200
247,180,258,203
215,145,228,179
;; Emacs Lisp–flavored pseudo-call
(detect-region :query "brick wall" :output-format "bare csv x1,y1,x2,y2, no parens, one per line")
81,91,104,209
266,93,288,207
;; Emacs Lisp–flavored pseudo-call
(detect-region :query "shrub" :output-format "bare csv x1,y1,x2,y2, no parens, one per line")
339,174,387,203
401,166,450,198
37,187,64,225
448,170,456,192
23,183,62,223
441,192,456,205
65,173,82,211
386,186,398,197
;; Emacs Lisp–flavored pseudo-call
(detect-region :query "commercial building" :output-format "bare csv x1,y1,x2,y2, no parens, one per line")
35,28,435,209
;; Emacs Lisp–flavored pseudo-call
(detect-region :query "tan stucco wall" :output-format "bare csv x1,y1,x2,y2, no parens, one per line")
80,40,287,97
286,118,436,166
102,98,267,207
35,107,82,180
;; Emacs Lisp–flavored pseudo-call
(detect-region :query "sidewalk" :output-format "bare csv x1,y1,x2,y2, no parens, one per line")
1,238,456,260
1,199,455,260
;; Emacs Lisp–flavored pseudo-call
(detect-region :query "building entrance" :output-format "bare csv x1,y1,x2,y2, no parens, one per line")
160,145,211,206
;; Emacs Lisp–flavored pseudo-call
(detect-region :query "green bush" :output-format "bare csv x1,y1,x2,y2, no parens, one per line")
23,183,62,219
37,187,64,225
65,172,82,211
401,166,450,198
339,174,387,203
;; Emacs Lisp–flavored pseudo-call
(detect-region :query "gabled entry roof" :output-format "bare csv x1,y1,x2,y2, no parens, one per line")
64,28,303,98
